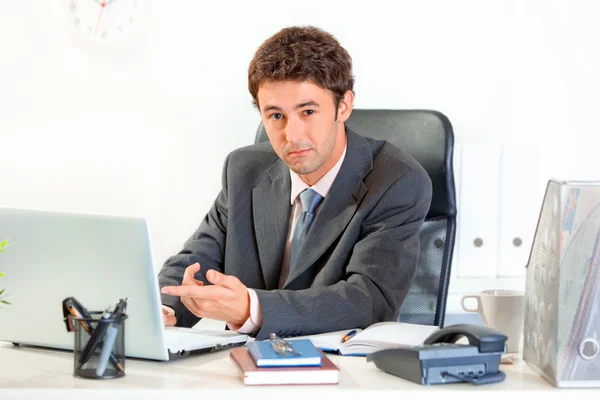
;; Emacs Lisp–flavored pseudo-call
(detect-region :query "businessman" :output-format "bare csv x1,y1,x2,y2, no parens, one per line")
159,26,432,340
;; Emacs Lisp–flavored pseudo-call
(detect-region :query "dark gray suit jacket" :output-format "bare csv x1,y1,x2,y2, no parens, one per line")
159,127,432,340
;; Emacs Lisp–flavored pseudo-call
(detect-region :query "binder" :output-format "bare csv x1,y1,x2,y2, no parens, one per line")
456,143,501,278
497,144,543,277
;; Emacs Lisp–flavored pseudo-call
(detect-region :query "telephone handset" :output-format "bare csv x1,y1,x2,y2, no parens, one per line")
424,323,508,353
367,324,508,385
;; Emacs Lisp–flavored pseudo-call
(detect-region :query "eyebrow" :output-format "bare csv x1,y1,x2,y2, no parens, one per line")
262,101,321,113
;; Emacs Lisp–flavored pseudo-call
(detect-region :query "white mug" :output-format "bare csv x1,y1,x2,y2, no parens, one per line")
460,289,525,353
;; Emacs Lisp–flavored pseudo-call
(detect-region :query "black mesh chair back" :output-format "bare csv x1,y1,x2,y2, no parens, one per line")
254,109,457,327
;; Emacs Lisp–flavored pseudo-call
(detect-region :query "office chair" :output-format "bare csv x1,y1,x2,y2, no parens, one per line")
254,109,457,327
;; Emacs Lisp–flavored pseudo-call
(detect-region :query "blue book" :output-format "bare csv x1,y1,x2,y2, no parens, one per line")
247,339,322,367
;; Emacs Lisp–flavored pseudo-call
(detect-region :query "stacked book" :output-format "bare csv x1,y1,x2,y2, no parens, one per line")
230,338,339,385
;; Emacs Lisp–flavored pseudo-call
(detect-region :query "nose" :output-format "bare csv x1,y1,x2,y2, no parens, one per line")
284,116,304,143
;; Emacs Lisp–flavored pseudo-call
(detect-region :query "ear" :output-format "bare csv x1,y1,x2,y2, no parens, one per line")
336,90,355,123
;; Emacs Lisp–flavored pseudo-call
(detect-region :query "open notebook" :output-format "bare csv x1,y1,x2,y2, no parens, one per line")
295,321,440,356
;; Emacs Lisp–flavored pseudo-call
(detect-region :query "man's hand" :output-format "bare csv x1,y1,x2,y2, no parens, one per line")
162,308,177,326
160,263,251,326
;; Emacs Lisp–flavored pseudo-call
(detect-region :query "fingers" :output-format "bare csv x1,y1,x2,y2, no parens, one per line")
160,265,248,323
162,309,176,326
182,263,202,286
174,276,249,322
161,285,198,297
161,284,225,298
181,293,233,320
206,269,242,290
181,296,210,318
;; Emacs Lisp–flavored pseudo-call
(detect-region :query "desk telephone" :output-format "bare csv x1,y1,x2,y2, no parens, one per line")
367,324,507,385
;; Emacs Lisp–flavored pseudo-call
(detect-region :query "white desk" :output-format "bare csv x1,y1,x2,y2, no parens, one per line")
1,341,598,400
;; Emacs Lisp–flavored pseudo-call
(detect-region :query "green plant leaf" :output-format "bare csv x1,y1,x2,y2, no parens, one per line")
1,300,11,305
0,273,4,277
0,289,4,296
0,239,7,247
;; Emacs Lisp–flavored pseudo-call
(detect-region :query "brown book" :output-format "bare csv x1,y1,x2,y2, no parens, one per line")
230,347,339,385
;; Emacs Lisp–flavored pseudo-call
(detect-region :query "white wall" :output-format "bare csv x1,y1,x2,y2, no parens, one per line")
1,1,600,301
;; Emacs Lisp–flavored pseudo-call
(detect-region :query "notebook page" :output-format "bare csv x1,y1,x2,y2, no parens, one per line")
343,322,439,349
295,329,364,351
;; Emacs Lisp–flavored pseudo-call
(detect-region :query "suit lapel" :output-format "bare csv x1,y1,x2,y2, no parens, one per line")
283,128,373,287
252,160,291,290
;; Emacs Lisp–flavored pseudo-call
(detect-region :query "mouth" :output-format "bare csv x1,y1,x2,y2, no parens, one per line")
288,149,311,157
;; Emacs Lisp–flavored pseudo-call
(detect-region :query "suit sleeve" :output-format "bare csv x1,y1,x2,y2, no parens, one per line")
253,168,433,340
157,154,230,328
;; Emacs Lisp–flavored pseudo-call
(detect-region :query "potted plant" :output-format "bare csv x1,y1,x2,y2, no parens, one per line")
0,239,11,305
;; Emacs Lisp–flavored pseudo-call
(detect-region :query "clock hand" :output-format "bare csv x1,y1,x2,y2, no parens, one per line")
95,0,106,36
90,0,104,5
104,0,118,6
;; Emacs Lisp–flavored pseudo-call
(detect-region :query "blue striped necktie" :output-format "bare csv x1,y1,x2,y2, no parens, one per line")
290,188,324,268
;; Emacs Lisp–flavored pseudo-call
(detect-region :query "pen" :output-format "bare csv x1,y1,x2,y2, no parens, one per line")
78,309,118,371
96,324,119,376
102,297,129,373
67,305,93,334
341,330,357,344
111,297,128,318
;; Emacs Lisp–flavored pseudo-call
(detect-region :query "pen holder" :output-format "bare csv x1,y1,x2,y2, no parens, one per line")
71,311,127,379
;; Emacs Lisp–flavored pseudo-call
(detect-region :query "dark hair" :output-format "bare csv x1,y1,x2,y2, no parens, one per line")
248,26,354,113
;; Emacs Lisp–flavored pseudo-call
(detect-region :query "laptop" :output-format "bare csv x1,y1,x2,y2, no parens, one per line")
0,206,248,361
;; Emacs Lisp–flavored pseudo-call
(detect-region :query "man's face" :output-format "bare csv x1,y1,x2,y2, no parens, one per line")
257,81,352,185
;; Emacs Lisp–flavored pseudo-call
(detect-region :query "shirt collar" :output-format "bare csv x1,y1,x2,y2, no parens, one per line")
289,145,347,205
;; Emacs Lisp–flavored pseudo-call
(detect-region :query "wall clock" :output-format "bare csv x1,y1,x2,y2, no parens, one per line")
69,0,146,44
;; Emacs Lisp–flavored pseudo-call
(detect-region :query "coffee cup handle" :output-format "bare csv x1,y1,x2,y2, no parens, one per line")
460,294,486,323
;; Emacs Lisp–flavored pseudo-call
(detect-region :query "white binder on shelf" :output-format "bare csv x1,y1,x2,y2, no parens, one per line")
497,144,544,277
455,143,501,278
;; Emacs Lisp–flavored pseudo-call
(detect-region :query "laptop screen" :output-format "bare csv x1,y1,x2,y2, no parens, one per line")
0,207,171,360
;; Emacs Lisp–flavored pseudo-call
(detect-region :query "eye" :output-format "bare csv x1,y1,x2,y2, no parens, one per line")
270,113,283,121
303,110,314,116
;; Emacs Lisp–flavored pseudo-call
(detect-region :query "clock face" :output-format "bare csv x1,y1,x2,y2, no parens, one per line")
69,0,144,44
